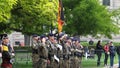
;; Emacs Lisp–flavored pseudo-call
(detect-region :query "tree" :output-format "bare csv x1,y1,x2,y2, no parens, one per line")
9,0,58,35
0,0,17,22
112,8,120,26
63,0,119,38
0,0,17,33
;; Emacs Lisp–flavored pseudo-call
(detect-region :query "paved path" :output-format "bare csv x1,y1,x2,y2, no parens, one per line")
114,64,119,68
104,64,118,68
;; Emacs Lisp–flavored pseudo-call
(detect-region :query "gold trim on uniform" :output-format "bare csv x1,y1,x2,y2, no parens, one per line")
2,45,8,51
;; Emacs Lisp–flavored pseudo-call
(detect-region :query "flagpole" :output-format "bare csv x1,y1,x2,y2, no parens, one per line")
57,0,64,43
57,0,60,43
50,22,52,34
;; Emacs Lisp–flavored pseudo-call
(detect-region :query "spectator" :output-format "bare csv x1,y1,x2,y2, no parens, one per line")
95,40,103,66
84,46,88,60
109,41,116,68
116,45,120,68
89,39,94,45
104,42,110,66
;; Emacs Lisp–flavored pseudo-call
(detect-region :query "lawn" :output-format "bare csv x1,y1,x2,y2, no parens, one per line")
13,52,32,68
11,53,119,68
0,45,119,68
82,53,119,68
13,62,32,68
12,53,119,68
81,41,120,46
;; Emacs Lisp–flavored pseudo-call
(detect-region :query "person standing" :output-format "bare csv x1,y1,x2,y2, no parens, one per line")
84,46,88,60
31,35,39,68
58,33,65,68
76,40,83,68
104,42,110,66
46,33,58,68
37,35,48,68
1,37,12,68
116,46,120,68
63,37,71,68
89,39,94,45
73,38,83,68
109,41,116,68
96,40,103,66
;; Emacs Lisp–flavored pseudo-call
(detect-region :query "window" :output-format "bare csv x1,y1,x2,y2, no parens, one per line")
15,41,20,46
103,0,110,6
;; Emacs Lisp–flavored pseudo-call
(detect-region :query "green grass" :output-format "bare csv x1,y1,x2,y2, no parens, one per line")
1,45,120,68
81,41,120,46
12,53,119,68
82,53,119,68
13,52,32,68
13,62,32,68
80,41,119,67
0,53,119,68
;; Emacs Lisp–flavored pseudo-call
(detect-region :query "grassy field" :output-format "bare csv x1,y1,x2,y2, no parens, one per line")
80,41,119,68
12,53,119,68
13,52,32,68
81,41,120,46
1,42,120,68
13,62,32,68
9,53,120,68
0,53,119,68
82,53,119,68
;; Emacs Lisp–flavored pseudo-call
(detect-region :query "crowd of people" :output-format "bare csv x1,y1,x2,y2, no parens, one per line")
95,40,120,68
31,33,84,68
1,33,120,68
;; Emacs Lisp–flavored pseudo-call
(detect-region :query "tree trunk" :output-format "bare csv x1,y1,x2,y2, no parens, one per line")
24,35,31,46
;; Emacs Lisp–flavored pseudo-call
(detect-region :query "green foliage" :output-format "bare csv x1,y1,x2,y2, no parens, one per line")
0,0,17,23
10,0,58,35
0,0,58,35
111,8,120,26
63,0,119,38
0,0,17,33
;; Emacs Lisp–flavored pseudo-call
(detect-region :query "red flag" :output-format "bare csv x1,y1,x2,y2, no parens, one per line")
58,0,64,33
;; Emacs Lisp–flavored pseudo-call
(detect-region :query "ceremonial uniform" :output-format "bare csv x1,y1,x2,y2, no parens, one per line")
37,43,48,68
47,40,58,68
1,37,12,68
56,44,63,68
73,39,83,68
70,43,76,68
1,44,12,68
62,41,70,68
32,35,40,68
76,44,84,68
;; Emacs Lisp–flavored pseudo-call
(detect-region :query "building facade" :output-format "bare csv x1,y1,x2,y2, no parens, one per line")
9,32,24,46
100,0,120,10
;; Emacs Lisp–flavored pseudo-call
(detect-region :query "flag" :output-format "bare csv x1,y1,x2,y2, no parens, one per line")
58,0,64,33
